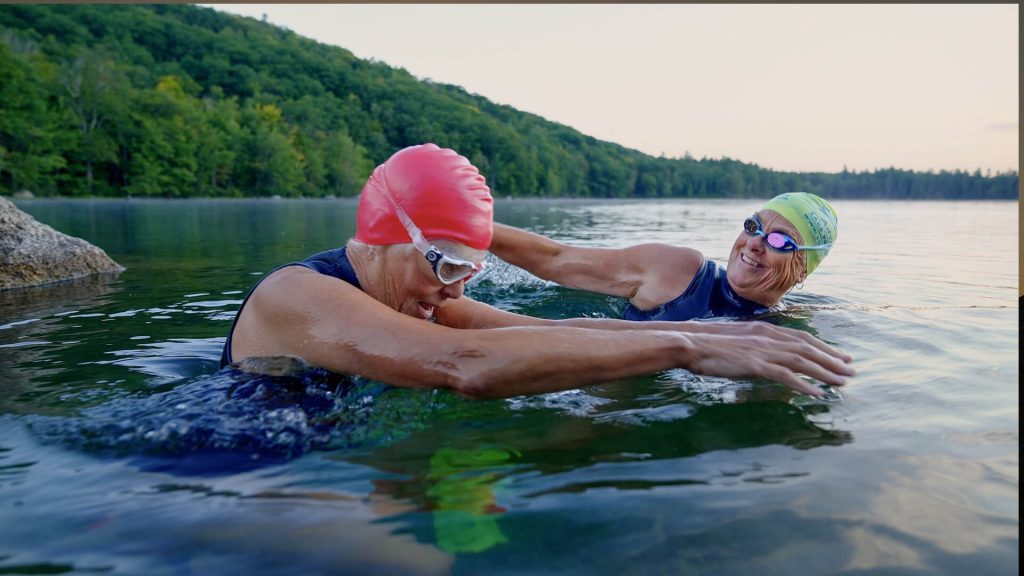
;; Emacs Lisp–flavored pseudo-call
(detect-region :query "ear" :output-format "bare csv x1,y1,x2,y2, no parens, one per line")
792,252,809,284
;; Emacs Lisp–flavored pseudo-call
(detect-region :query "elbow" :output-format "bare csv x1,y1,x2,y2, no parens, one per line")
427,344,510,400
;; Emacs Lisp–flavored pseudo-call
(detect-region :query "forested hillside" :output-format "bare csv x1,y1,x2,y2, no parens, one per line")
0,5,1017,199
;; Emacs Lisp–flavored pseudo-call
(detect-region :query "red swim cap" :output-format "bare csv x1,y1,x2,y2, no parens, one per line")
354,144,493,250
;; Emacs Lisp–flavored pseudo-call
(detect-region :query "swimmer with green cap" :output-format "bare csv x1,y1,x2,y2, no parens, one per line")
490,192,839,322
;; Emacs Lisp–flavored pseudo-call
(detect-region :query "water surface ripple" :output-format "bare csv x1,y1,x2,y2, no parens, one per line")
0,198,1016,575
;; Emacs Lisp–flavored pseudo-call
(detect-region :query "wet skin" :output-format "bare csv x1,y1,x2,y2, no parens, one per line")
347,239,487,321
726,210,808,306
230,234,853,400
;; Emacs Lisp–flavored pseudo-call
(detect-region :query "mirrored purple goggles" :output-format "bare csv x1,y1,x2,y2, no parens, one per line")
743,214,832,253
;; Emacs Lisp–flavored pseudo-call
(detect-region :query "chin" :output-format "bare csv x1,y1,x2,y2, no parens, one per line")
726,264,755,288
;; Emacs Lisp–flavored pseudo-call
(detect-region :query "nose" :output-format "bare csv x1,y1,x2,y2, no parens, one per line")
440,280,465,300
745,232,767,253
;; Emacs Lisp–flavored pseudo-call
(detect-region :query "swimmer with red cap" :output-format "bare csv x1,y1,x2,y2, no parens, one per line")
222,144,853,399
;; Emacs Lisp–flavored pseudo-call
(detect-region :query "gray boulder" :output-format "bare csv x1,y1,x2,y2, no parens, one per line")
0,196,124,291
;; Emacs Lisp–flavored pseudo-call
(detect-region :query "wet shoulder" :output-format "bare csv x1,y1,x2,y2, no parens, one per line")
630,245,706,310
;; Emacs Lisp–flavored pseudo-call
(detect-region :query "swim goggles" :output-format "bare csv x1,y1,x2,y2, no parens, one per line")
743,214,832,253
371,179,486,285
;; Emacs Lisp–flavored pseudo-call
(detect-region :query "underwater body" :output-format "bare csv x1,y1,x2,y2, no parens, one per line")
0,198,1018,575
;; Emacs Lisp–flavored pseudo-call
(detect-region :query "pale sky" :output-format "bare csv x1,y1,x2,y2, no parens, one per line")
206,4,1018,174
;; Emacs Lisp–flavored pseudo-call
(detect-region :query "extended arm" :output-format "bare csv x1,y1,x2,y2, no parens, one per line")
437,295,853,397
230,267,852,399
489,223,705,310
232,267,698,398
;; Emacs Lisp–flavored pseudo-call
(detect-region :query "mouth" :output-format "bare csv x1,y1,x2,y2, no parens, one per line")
417,302,436,319
740,253,763,268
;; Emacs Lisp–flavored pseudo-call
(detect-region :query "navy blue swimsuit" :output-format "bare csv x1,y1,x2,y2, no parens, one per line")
220,247,361,368
621,259,769,322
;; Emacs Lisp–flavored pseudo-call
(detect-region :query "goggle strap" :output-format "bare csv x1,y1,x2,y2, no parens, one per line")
370,177,486,285
798,242,833,251
369,176,432,254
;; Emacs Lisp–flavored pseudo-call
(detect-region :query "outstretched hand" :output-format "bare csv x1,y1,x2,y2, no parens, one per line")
683,322,854,397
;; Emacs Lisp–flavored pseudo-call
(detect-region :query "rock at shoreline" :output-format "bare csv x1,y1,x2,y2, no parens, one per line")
0,196,125,290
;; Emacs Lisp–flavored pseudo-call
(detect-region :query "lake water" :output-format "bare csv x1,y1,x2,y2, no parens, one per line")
0,198,1018,575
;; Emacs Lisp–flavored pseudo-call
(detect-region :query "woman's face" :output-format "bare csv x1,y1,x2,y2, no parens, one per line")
392,240,487,321
726,210,807,305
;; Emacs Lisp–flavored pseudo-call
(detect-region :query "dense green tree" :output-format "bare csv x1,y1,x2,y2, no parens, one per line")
193,91,241,197
0,40,66,193
58,46,124,194
0,4,1016,200
322,128,373,197
235,102,302,197
123,76,202,197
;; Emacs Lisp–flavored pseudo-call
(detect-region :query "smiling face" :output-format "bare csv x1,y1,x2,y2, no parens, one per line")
726,210,808,306
390,239,487,321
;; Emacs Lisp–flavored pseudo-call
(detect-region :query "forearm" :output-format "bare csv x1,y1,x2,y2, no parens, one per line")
551,316,723,334
489,223,563,278
443,320,853,400
491,224,648,299
438,326,694,399
314,317,849,400
544,316,853,380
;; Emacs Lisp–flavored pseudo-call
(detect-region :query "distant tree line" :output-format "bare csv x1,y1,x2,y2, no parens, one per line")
0,4,1017,199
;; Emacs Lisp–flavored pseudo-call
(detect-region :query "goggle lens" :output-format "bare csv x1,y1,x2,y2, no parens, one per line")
426,248,485,285
742,217,799,253
765,232,796,251
743,218,760,235
437,260,478,284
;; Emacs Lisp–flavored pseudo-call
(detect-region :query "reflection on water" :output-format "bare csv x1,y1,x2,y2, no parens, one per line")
0,199,1017,575
373,446,518,554
0,274,123,414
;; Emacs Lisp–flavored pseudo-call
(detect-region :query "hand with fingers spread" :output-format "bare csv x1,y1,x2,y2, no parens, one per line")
680,325,854,398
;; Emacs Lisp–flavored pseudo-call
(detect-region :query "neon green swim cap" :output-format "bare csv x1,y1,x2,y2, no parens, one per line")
760,192,838,275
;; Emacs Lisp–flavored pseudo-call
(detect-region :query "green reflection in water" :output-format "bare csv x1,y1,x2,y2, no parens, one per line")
426,446,519,554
